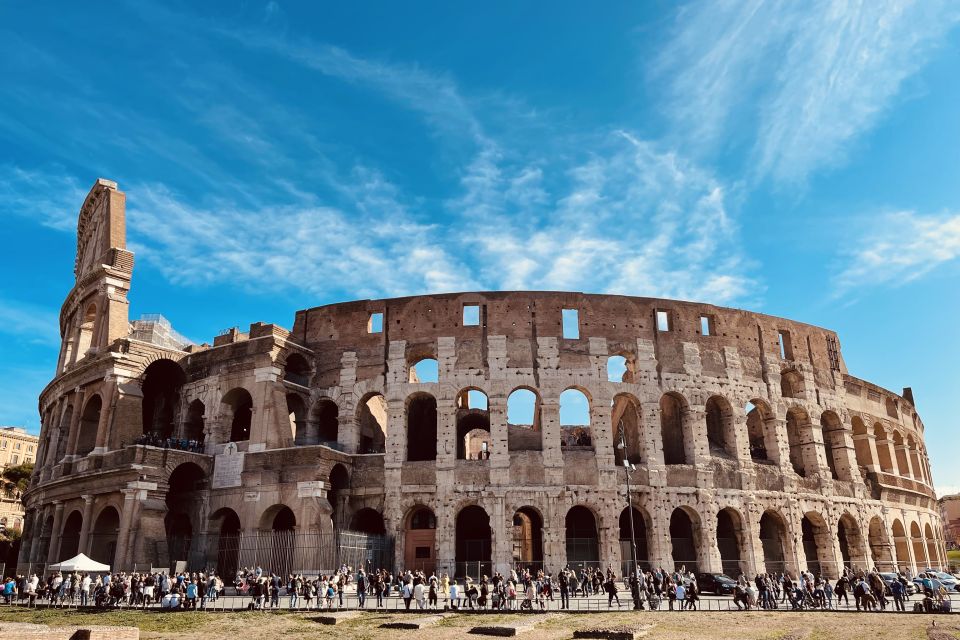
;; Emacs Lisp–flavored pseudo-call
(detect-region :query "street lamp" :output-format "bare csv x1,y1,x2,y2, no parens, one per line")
616,421,641,609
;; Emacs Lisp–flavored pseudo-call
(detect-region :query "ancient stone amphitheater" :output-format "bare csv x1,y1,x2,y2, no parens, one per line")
20,179,946,580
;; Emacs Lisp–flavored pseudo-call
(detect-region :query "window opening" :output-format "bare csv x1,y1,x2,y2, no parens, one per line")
463,305,480,326
656,310,670,332
562,309,580,339
367,312,383,334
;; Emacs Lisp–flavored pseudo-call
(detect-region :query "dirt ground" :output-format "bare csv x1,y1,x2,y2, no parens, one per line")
0,608,957,639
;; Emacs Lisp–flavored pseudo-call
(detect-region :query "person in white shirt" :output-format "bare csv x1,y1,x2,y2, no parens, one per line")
80,574,92,607
414,581,425,609
675,582,686,610
449,581,460,609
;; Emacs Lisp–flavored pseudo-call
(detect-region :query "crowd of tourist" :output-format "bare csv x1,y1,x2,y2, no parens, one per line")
0,563,953,613
133,433,204,452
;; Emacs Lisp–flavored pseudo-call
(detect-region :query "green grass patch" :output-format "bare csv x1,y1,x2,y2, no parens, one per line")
0,608,217,632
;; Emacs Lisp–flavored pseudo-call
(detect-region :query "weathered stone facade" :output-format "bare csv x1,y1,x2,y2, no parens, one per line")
20,179,947,579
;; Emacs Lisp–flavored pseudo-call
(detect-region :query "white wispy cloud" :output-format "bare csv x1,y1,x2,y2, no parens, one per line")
833,210,960,296
0,296,60,346
655,0,960,183
0,165,87,231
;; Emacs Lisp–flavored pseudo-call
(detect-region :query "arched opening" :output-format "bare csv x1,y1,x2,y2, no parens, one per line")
759,511,788,574
328,464,350,530
268,506,296,578
75,302,97,359
141,359,185,438
619,506,649,576
507,388,542,451
456,505,491,578
512,507,544,569
660,393,687,465
837,513,867,573
565,505,599,568
58,510,83,561
670,508,700,573
910,522,926,569
221,388,253,443
408,358,439,383
908,437,922,482
211,508,241,578
406,393,437,461
357,393,387,454
892,432,909,477
456,389,490,459
802,513,831,577
925,523,938,570
892,519,910,572
746,401,772,462
868,516,894,571
819,411,845,480
283,353,311,386
607,355,635,382
874,425,894,473
716,508,745,578
404,506,437,574
76,395,102,457
312,398,338,445
89,507,120,566
165,462,206,567
785,407,809,476
705,395,736,458
184,399,205,442
852,416,872,471
287,394,308,444
560,388,592,449
612,394,642,465
780,369,804,399
55,405,73,462
349,508,386,535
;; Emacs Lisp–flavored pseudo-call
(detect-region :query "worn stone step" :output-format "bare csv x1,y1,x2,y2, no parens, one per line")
468,615,547,636
573,624,654,640
313,611,361,625
381,613,451,629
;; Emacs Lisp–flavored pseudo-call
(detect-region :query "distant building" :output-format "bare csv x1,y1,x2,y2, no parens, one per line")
0,426,38,533
940,495,960,549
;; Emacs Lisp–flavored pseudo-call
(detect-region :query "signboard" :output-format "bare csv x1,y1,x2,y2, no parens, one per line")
212,442,244,489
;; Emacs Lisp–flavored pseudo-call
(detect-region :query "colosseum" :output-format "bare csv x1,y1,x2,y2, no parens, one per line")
19,178,947,581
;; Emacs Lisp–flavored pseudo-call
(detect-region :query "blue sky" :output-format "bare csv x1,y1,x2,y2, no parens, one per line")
1,2,959,489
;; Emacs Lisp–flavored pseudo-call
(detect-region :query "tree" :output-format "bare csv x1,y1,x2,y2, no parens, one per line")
1,462,33,497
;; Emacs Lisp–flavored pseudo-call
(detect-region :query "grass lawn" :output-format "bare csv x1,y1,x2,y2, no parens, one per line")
947,549,960,568
0,608,956,640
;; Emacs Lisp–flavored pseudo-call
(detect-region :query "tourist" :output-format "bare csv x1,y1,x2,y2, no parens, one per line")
891,576,906,611
402,580,413,610
604,573,620,608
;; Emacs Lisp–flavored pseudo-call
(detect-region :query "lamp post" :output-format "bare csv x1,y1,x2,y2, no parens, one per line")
617,421,641,609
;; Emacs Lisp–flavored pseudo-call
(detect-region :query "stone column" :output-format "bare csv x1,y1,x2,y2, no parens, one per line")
77,495,96,555
699,509,723,573
338,351,359,453
93,378,116,452
649,503,674,570
539,400,563,484
65,389,87,458
45,501,65,564
896,441,915,480
114,488,139,571
436,396,457,465
488,392,509,472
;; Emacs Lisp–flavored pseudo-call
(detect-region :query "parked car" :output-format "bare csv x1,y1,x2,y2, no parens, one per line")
913,572,949,593
925,570,960,591
697,573,738,595
879,572,917,596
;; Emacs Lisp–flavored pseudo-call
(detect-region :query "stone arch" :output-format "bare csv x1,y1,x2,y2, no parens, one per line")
669,506,702,573
924,522,937,570
619,505,650,574
868,515,894,570
746,399,775,462
287,393,308,444
184,399,205,442
873,424,894,473
785,407,812,477
209,507,241,577
58,509,83,561
705,395,737,458
220,387,253,443
260,505,296,578
607,354,636,383
512,506,544,569
75,301,98,359
507,387,541,452
716,506,747,578
819,410,846,480
403,505,437,574
89,505,120,566
660,392,689,465
310,397,339,445
565,505,600,568
356,392,387,454
76,394,102,457
455,504,492,578
851,416,873,470
907,436,922,483
780,369,804,399
54,404,74,462
837,511,868,572
801,512,833,577
408,357,439,383
328,463,350,530
141,359,185,438
892,431,909,478
165,462,206,566
892,519,910,571
283,352,311,386
759,509,790,575
560,387,592,449
456,388,490,459
612,393,642,465
350,508,386,535
910,521,926,569
406,392,437,461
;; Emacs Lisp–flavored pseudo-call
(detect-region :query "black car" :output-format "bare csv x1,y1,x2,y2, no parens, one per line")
697,573,738,595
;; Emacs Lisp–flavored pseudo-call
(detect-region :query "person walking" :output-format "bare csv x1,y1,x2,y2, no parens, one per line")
891,578,905,612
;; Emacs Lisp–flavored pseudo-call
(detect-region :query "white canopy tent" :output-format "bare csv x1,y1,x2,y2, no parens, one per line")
47,553,111,573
